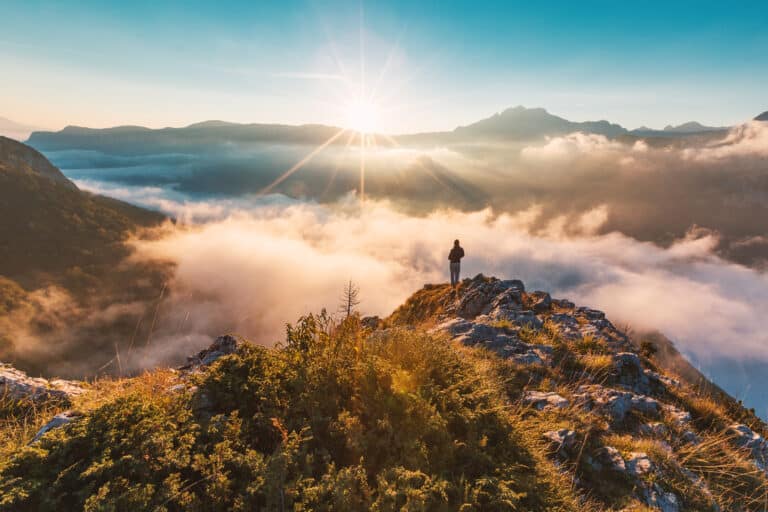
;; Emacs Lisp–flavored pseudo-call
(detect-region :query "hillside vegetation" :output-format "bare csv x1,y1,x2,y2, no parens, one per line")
0,136,170,376
2,276,767,511
0,136,164,286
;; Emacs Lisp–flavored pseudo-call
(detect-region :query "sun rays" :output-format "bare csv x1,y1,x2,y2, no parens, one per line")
256,9,403,205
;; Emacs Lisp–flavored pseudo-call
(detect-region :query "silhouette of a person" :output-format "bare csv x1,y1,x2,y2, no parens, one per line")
448,239,465,287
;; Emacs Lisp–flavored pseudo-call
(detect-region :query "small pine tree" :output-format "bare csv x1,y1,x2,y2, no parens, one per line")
339,280,361,318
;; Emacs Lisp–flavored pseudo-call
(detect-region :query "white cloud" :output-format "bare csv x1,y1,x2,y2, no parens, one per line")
123,198,768,368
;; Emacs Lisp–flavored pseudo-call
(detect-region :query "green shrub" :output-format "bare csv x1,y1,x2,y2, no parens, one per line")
0,315,583,511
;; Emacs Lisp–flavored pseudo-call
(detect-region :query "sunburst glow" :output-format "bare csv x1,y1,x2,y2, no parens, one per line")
256,14,411,205
344,97,380,134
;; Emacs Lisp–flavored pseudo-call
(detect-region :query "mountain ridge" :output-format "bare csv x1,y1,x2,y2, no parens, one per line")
25,106,755,153
0,137,170,377
1,274,766,510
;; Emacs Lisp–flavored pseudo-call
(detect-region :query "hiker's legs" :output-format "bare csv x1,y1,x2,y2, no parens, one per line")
450,262,460,286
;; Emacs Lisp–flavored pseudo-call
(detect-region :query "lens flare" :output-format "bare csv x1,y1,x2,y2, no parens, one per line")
344,98,380,134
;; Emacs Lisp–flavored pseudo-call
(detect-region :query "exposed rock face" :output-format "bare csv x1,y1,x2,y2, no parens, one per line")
644,484,681,512
626,452,654,476
361,315,383,330
409,275,760,510
428,275,632,366
574,384,661,425
523,391,569,411
30,411,81,444
727,424,768,471
180,335,239,371
592,446,626,472
0,363,85,403
543,428,577,455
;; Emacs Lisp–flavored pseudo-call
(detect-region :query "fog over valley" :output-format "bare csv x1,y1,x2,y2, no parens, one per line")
13,108,768,418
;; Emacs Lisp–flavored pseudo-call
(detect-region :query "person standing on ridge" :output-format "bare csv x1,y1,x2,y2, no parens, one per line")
448,239,465,287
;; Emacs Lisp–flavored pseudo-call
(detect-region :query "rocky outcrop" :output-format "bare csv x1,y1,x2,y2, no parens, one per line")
523,391,569,411
0,363,84,403
30,411,81,444
427,275,632,368
727,423,768,471
179,334,239,371
644,484,681,512
543,428,577,455
574,384,661,425
410,275,756,511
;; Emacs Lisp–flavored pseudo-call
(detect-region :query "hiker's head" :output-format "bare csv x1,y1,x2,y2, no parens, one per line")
454,239,460,246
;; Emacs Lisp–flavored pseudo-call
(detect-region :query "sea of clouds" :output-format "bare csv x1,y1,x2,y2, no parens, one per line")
19,119,768,415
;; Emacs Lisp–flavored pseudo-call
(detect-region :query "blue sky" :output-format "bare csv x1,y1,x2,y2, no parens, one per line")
1,0,766,132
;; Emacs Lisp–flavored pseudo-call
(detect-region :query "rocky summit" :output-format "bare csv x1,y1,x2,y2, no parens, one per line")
1,275,767,511
387,274,768,510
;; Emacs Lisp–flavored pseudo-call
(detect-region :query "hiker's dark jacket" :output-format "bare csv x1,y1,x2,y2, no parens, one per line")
448,246,465,263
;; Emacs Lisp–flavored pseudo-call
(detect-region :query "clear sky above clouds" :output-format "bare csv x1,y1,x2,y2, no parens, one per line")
1,0,766,132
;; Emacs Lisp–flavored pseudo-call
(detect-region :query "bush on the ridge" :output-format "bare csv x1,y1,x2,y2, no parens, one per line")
0,314,578,511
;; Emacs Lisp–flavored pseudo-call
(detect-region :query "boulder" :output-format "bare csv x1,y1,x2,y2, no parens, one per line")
1,363,85,403
592,446,626,472
361,315,383,330
527,291,552,313
552,298,575,310
681,430,702,445
626,452,654,476
543,428,577,454
574,384,660,424
643,483,680,512
577,307,605,321
663,405,692,426
639,422,668,438
611,352,666,395
30,411,81,444
180,335,239,371
434,317,473,336
549,313,582,339
523,390,569,411
727,424,768,469
454,276,525,319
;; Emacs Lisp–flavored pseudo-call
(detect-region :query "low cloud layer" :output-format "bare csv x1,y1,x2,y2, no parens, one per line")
12,120,768,415
56,120,768,271
123,197,768,370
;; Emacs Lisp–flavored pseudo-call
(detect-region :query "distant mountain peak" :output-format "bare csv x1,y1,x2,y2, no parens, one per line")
662,121,725,133
454,105,626,139
186,120,240,129
755,111,768,122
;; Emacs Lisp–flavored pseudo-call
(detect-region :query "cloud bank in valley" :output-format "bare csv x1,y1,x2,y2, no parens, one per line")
125,196,768,370
12,120,768,413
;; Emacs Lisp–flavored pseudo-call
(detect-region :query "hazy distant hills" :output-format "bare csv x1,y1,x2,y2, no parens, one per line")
453,105,628,139
630,121,728,138
27,122,343,155
756,111,768,121
25,106,742,155
0,136,169,376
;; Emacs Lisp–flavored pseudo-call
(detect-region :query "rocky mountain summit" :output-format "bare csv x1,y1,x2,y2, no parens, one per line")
1,275,767,511
386,275,768,511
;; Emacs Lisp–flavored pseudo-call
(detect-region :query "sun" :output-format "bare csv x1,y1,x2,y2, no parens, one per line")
344,97,380,134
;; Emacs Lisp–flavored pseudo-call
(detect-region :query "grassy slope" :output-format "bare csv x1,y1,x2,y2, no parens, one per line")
1,299,766,510
0,315,589,511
